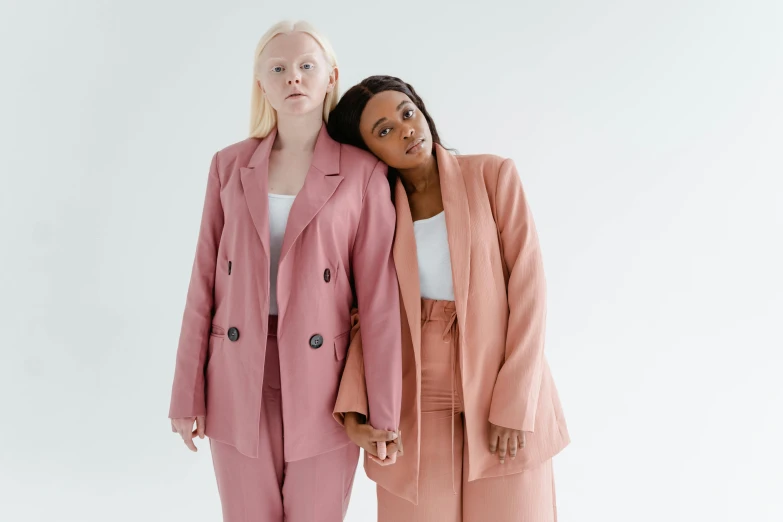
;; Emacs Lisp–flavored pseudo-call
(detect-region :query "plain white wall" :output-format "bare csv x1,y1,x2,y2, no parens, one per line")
1,0,781,520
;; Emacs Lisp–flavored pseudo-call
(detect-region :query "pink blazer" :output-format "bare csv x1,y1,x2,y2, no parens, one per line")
169,124,402,462
334,145,570,503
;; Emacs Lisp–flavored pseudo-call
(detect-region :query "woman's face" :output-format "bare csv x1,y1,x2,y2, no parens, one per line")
256,32,337,118
359,90,433,170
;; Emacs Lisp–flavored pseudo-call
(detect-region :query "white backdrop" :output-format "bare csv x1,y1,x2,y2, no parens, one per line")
1,1,781,520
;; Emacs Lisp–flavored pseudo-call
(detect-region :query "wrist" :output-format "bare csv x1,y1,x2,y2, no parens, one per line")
344,412,366,430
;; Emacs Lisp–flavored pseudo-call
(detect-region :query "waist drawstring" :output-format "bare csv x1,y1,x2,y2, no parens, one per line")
436,308,459,495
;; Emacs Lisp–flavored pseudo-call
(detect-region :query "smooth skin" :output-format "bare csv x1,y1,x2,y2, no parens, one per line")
171,32,396,462
357,89,527,465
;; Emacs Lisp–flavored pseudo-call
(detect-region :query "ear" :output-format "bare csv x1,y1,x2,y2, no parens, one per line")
326,66,339,93
257,79,265,95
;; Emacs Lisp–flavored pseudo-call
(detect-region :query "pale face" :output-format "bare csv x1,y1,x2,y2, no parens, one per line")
256,32,338,118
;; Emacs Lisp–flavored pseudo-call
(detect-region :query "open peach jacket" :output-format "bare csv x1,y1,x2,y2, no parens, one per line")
333,145,570,504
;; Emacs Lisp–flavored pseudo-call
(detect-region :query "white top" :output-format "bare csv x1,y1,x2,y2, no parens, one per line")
268,193,297,315
413,211,455,301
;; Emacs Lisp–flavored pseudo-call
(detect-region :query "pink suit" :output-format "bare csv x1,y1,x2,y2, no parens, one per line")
169,124,402,521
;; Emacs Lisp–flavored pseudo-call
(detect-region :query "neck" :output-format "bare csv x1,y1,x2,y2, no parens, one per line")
399,151,439,194
274,109,323,152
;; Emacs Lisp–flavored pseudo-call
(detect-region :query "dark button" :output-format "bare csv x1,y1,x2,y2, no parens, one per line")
324,268,331,283
227,327,240,342
309,334,324,349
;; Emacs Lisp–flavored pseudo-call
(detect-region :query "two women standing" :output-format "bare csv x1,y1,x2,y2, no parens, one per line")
169,19,568,522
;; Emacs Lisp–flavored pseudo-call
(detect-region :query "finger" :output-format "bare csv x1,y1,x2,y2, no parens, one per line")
177,427,190,441
386,442,400,456
509,434,518,460
521,432,526,449
369,454,396,466
377,441,387,461
489,432,499,454
498,435,509,463
369,429,398,442
363,443,379,457
196,416,206,439
183,432,198,452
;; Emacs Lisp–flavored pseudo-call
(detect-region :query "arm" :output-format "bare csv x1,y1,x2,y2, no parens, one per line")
169,152,223,419
350,160,402,433
333,307,369,426
488,158,547,433
334,309,398,464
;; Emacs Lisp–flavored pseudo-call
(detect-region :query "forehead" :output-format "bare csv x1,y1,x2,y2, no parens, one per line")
360,90,414,129
261,32,325,61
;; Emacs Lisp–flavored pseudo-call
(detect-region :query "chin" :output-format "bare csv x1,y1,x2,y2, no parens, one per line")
279,102,323,117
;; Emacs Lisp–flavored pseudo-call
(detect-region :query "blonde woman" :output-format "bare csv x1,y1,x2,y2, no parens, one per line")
168,24,402,521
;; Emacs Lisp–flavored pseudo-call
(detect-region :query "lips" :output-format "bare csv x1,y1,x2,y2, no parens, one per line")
406,138,425,153
287,92,305,99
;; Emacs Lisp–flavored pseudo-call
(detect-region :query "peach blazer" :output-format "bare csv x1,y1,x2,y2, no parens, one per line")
169,124,402,462
334,144,569,503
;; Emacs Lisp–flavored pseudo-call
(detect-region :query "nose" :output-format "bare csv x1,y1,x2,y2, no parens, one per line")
287,71,301,85
401,125,415,139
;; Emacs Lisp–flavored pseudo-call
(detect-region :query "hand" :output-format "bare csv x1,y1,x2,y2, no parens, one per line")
488,422,525,464
369,431,403,467
171,416,205,452
344,412,399,466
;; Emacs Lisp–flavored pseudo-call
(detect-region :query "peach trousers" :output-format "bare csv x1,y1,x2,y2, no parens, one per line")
209,316,360,522
377,299,557,522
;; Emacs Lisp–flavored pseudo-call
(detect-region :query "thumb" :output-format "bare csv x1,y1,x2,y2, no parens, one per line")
197,416,206,439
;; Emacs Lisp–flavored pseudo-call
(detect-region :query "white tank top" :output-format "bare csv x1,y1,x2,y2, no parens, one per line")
413,211,455,301
268,193,296,315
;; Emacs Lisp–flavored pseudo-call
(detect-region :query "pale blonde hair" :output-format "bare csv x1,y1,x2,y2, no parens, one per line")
249,20,339,138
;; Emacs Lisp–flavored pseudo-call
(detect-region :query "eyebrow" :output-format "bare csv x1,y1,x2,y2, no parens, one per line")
265,53,320,63
371,100,411,134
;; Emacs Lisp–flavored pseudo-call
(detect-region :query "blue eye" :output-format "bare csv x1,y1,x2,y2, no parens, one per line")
272,66,283,73
302,63,314,70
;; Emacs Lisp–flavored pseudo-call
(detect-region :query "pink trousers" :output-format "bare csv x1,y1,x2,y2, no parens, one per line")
377,299,557,522
209,316,360,522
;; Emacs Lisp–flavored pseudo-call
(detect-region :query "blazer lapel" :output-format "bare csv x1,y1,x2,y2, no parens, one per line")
279,124,343,265
393,179,422,371
436,145,471,354
240,129,277,261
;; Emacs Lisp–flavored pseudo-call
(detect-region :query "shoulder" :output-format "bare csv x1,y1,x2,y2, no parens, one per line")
456,153,506,171
213,137,263,170
456,154,511,176
455,153,517,191
339,143,384,173
337,143,387,195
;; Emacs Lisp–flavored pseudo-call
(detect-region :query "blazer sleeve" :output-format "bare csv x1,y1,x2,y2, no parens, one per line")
333,307,369,426
168,152,223,419
488,158,547,433
350,160,402,432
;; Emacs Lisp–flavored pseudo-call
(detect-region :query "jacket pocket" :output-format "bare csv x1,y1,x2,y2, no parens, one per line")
209,324,226,337
334,330,350,361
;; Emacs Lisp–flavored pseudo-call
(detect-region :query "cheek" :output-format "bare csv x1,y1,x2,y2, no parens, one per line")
373,143,414,169
366,142,385,159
